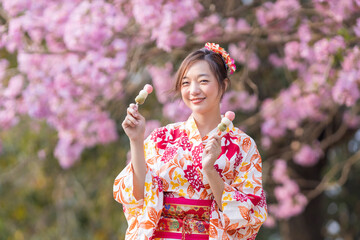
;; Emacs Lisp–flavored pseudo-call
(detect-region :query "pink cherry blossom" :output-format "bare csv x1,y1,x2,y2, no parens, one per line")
54,138,84,169
0,108,19,130
343,110,360,129
3,75,24,98
152,29,187,52
274,180,299,201
193,14,223,42
229,42,259,70
224,18,251,34
132,0,203,51
261,136,272,149
37,149,46,160
272,159,289,183
270,176,308,219
294,143,323,167
332,70,360,107
263,215,276,228
268,54,284,68
162,99,192,122
63,1,121,52
93,116,118,144
354,18,360,37
270,192,308,219
147,63,174,104
341,46,360,71
284,41,301,70
2,0,31,17
221,90,258,113
313,37,345,62
256,0,300,30
298,23,312,43
145,120,161,138
313,0,359,22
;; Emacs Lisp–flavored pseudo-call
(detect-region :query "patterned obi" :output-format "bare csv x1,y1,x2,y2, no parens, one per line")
153,197,212,240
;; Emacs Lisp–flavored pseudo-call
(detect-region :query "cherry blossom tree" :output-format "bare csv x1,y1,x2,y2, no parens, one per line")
1,0,360,239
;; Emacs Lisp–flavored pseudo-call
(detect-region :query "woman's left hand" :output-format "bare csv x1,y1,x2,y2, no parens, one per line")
202,134,222,172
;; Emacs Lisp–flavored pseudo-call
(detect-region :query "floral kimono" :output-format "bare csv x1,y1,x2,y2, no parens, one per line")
113,115,267,240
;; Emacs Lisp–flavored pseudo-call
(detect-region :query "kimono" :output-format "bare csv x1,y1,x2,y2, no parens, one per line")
113,114,268,240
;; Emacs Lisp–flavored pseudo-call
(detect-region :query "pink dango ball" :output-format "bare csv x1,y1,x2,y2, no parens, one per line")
144,84,153,94
225,111,235,121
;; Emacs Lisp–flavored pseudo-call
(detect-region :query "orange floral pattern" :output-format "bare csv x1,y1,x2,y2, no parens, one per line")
113,115,267,239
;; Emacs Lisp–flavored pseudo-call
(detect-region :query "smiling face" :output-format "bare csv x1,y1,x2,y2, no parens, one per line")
181,60,225,116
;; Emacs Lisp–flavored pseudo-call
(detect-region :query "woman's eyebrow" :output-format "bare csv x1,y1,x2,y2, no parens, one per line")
183,73,210,79
197,73,210,78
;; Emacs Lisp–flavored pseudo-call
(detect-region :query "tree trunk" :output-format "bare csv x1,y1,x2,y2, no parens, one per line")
280,194,324,240
280,155,327,240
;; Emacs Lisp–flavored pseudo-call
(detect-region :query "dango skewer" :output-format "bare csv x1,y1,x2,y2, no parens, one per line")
217,111,235,132
135,84,153,105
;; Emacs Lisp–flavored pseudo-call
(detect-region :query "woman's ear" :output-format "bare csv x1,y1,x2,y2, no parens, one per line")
220,78,229,100
224,78,229,93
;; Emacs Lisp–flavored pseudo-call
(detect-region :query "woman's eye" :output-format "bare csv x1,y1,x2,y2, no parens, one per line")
182,81,189,86
200,80,209,83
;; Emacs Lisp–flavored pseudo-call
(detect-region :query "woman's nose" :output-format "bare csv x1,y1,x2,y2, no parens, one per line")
189,82,201,95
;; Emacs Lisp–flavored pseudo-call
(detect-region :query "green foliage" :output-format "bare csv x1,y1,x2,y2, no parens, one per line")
0,118,128,239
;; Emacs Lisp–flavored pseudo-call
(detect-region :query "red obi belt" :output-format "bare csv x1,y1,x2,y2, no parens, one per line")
153,197,213,240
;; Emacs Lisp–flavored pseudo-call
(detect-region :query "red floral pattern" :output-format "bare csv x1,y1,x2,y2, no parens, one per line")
161,146,177,163
234,191,249,202
191,144,203,169
214,164,223,176
221,133,241,160
154,175,163,192
234,152,243,168
183,164,205,192
247,233,258,240
178,133,193,151
256,190,267,208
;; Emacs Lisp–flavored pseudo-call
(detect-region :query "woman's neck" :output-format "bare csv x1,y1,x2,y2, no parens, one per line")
193,109,222,139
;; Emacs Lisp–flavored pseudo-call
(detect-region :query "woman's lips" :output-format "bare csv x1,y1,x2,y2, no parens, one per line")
190,98,205,104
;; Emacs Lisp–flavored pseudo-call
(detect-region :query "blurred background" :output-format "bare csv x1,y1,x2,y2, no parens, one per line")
1,0,360,239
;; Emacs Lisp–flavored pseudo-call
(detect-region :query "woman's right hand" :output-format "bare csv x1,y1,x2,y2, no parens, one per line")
122,103,146,142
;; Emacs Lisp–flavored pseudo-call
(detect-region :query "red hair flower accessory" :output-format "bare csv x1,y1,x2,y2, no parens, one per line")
204,42,236,74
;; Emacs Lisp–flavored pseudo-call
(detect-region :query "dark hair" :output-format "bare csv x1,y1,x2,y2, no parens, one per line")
174,48,230,98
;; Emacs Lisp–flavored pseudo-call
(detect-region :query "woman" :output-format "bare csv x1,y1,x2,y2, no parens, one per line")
113,43,267,240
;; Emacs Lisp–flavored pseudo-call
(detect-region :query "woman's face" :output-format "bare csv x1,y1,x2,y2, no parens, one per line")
180,60,223,116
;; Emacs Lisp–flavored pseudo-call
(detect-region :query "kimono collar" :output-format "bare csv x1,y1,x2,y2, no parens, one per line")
185,114,234,146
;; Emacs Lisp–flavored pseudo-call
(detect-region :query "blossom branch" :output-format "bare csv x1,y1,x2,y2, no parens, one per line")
306,150,360,200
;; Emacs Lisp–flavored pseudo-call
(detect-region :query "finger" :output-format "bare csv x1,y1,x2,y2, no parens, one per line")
213,134,221,141
204,141,213,149
209,138,218,145
206,139,218,148
127,107,139,119
129,103,138,111
122,119,134,129
122,119,135,128
126,115,138,125
213,135,221,145
205,144,214,152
